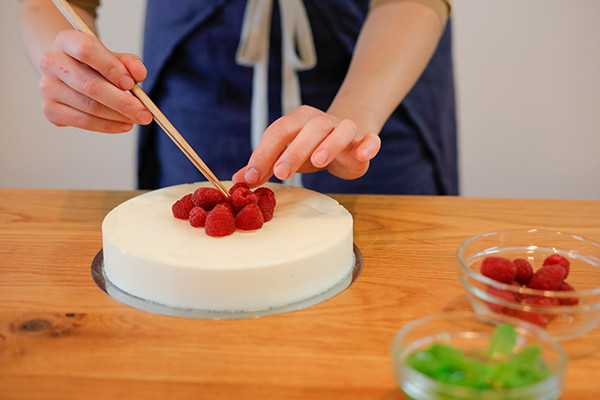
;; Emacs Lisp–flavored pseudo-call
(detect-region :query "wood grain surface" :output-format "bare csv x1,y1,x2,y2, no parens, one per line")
1,188,599,399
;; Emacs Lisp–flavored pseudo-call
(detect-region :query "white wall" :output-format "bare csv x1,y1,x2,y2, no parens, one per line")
1,1,599,198
453,0,600,199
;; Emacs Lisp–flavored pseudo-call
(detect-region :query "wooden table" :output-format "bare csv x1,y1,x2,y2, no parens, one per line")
1,188,599,399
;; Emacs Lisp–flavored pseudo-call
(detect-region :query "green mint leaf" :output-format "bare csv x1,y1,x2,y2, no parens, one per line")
489,323,517,359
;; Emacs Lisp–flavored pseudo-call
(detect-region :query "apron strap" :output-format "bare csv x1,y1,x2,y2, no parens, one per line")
235,0,317,186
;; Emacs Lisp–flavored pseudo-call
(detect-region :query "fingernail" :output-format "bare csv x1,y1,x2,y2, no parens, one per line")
313,150,329,167
274,163,291,180
360,148,374,160
119,75,134,90
245,167,260,185
231,171,242,183
137,110,152,124
137,60,147,75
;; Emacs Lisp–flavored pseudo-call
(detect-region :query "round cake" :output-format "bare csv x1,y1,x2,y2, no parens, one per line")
102,182,354,312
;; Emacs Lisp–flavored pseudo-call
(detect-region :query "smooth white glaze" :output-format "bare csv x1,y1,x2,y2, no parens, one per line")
102,182,354,311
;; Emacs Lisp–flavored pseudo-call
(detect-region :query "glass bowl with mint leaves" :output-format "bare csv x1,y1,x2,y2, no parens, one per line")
391,312,567,400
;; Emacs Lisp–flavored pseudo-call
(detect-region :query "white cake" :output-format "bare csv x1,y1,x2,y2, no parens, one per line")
102,182,354,312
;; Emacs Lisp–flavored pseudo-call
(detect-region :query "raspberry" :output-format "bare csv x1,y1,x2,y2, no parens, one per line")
172,194,194,219
516,310,551,328
231,187,258,212
509,280,525,301
191,187,226,211
542,254,570,278
485,286,518,315
205,204,236,237
513,258,533,285
527,264,566,290
218,202,235,216
558,281,579,306
189,207,207,228
229,182,250,195
173,184,275,235
254,187,276,222
235,204,264,231
480,257,516,284
517,296,559,327
522,295,560,308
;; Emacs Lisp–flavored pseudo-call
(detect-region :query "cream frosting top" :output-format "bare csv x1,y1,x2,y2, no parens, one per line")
102,182,353,270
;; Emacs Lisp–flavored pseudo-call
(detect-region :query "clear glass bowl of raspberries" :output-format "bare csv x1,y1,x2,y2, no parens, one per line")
391,312,567,400
457,229,600,341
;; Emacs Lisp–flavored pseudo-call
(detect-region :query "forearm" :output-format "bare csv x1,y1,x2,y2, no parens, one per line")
19,0,96,74
328,1,445,136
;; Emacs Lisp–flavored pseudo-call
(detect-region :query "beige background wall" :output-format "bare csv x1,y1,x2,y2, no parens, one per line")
1,0,599,198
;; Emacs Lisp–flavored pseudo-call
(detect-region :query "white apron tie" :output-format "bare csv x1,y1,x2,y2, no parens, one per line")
235,0,317,186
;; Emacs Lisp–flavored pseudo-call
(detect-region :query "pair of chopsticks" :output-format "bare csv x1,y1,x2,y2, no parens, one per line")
52,0,230,198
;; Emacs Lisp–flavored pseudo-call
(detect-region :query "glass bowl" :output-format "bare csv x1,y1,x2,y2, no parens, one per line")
457,229,600,341
391,312,567,400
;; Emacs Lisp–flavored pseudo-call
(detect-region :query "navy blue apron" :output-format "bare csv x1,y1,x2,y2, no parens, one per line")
138,0,458,195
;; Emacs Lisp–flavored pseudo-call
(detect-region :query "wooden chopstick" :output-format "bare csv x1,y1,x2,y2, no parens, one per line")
51,0,231,198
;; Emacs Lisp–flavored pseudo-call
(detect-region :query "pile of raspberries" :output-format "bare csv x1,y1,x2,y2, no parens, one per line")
171,182,276,237
480,254,578,327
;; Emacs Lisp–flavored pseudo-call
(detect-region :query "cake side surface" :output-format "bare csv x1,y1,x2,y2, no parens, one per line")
102,182,354,311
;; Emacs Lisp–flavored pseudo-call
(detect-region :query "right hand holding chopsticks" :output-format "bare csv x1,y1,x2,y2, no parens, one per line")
39,30,152,133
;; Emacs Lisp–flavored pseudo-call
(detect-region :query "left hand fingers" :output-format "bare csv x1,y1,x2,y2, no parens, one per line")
272,114,340,181
355,132,381,163
309,119,359,169
235,105,382,185
326,132,381,179
242,105,320,185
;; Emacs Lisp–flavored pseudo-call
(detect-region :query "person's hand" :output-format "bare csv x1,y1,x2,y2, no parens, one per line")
38,30,152,133
232,105,381,186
